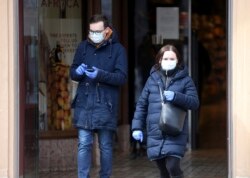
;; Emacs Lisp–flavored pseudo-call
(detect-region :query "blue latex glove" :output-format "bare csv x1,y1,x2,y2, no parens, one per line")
85,66,98,79
76,63,87,75
163,90,175,101
132,130,143,142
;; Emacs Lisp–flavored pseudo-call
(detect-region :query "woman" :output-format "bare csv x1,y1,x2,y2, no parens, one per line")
131,45,199,178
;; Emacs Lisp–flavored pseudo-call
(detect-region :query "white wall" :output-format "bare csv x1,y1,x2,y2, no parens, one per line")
0,0,18,177
229,0,250,177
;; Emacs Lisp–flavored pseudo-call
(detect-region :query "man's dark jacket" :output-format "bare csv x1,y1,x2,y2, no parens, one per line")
70,30,127,131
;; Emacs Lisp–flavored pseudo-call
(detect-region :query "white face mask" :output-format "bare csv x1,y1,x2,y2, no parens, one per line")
89,32,105,43
161,59,177,71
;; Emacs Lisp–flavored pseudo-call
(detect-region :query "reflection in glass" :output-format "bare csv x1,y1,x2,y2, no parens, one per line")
38,0,82,131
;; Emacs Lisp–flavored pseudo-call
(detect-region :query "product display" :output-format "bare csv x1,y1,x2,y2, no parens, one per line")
46,48,72,130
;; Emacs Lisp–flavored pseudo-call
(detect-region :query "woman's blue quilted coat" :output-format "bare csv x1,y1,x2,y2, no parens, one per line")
132,66,199,160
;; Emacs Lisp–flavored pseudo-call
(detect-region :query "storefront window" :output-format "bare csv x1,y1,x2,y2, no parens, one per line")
38,0,82,133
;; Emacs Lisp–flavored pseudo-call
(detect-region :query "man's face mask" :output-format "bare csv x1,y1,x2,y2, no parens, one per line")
89,31,105,44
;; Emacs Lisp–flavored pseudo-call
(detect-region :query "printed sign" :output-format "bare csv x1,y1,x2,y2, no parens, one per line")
157,7,179,40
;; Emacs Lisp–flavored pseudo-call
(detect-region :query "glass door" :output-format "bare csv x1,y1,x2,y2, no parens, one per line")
20,0,39,177
130,0,191,100
128,0,192,152
19,0,84,176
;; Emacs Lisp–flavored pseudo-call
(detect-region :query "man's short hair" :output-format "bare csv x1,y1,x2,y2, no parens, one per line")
89,14,109,28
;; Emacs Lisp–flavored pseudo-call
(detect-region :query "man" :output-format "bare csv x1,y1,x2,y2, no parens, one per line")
70,14,128,178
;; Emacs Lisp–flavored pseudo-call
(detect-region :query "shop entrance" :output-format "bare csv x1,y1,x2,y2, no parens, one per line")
19,0,227,177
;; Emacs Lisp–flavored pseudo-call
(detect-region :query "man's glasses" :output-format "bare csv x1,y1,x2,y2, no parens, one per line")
89,29,105,35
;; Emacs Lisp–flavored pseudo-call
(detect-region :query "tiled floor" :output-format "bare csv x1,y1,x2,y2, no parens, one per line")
40,149,227,178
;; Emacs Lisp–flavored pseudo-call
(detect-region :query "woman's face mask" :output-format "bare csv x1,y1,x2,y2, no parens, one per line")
160,51,178,71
